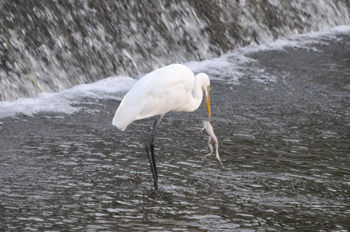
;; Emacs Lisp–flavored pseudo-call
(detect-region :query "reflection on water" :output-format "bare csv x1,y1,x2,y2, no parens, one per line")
1,35,350,231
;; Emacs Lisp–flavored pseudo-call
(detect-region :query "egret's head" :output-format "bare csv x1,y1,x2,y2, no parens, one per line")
197,73,211,118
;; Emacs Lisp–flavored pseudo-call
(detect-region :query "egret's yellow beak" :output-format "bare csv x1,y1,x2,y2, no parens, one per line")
206,86,211,118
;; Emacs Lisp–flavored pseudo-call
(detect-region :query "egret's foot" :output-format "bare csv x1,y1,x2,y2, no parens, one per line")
151,185,165,193
151,187,158,193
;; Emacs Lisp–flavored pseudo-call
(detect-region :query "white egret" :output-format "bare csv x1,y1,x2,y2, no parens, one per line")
112,64,211,191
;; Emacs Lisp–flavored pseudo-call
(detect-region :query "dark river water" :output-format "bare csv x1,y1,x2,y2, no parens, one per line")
0,30,349,231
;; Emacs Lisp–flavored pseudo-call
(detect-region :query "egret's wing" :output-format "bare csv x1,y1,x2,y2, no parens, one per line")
112,64,194,130
134,64,194,118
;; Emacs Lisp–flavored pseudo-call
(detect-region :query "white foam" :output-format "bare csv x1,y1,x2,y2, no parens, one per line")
243,25,350,54
186,25,350,84
185,57,243,84
185,46,276,84
64,75,135,99
1,25,349,119
0,76,136,119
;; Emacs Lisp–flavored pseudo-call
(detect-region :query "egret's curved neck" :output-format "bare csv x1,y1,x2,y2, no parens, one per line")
188,74,205,111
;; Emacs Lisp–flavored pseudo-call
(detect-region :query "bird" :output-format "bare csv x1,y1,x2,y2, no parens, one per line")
112,63,211,191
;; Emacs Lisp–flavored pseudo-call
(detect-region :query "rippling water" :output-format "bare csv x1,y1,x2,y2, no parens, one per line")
1,30,349,231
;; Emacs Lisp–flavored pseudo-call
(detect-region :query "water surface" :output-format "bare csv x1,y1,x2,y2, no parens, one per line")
1,31,350,231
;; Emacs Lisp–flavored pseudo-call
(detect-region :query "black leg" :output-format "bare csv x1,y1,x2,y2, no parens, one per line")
145,115,163,191
150,116,158,180
150,136,157,180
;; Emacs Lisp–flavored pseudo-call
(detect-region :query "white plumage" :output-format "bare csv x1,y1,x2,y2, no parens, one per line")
111,63,211,191
113,64,211,130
